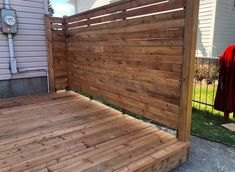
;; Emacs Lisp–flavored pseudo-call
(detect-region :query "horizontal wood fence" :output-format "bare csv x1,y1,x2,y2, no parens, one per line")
45,16,68,91
46,0,199,141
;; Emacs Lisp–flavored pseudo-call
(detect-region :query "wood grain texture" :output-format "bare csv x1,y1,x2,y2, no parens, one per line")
178,0,200,141
0,91,189,172
49,0,198,138
64,0,186,129
48,17,68,90
45,15,55,92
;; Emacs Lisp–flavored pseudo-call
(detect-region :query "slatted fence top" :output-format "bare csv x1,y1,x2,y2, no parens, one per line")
66,0,185,30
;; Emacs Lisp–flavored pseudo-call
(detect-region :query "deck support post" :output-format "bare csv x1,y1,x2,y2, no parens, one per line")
178,0,200,142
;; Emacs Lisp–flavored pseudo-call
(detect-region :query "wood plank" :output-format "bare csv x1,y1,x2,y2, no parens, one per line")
67,0,167,22
49,0,197,136
51,17,64,23
67,0,185,23
56,131,176,172
62,5,185,130
67,10,185,33
69,81,180,129
46,126,157,171
45,14,55,92
0,109,122,160
68,70,181,99
33,124,154,171
67,55,181,79
0,91,77,110
0,110,122,159
67,51,183,64
0,92,188,172
0,99,108,134
68,46,183,56
0,106,113,150
68,54,182,72
67,0,185,28
68,19,185,36
178,0,200,141
0,115,131,168
114,142,190,172
67,37,184,47
0,116,149,171
68,63,181,88
80,133,177,172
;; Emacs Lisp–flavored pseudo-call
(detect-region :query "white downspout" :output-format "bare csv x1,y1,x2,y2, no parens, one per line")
4,0,18,74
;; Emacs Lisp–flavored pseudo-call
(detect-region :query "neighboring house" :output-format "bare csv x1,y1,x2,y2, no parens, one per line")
68,0,120,13
197,0,235,57
0,0,48,98
69,0,235,57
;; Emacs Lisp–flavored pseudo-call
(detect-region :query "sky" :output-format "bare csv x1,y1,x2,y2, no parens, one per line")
51,0,75,17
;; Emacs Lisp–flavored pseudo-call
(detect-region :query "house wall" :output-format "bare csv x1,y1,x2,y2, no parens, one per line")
196,0,216,57
73,0,120,13
212,0,235,56
0,0,49,98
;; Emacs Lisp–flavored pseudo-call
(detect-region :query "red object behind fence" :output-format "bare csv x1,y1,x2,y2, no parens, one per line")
214,45,235,119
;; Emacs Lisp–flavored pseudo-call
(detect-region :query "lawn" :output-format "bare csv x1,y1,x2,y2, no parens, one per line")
192,84,235,146
193,83,234,119
192,108,235,147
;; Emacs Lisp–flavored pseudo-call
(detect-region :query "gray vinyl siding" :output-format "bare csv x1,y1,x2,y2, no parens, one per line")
196,0,216,57
0,0,48,80
212,0,235,56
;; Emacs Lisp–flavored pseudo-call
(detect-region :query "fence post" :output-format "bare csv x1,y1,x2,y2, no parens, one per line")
45,14,56,92
178,0,200,142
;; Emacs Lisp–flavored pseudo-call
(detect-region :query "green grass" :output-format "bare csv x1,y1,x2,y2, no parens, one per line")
193,84,234,119
192,108,235,147
193,84,217,111
192,84,235,146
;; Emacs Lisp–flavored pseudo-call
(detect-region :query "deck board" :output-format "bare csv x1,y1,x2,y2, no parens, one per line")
0,91,189,172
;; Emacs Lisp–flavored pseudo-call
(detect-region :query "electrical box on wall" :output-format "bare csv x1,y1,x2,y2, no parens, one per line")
1,9,18,34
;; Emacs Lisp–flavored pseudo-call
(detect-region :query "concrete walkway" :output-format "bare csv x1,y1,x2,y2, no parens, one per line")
174,136,235,172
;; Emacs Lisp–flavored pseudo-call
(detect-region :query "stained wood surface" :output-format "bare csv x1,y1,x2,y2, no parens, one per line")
52,31,68,89
48,0,199,141
63,0,186,129
47,16,68,90
178,0,200,141
45,15,55,92
0,91,189,172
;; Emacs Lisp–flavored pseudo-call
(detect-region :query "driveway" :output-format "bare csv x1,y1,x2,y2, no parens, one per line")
173,136,235,172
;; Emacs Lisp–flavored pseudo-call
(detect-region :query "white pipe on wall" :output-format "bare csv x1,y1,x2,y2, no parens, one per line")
4,0,18,74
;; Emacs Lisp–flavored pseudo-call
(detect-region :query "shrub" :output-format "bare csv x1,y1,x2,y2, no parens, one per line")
194,59,219,84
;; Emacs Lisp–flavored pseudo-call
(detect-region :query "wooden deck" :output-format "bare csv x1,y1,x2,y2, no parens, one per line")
0,91,189,172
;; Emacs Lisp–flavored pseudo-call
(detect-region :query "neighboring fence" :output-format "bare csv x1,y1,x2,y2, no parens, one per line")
192,56,220,114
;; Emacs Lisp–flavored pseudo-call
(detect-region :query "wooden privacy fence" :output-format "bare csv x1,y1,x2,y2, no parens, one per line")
45,16,68,91
45,0,199,142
